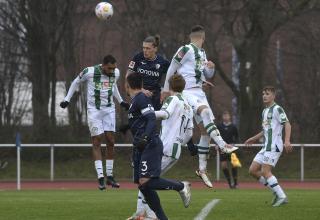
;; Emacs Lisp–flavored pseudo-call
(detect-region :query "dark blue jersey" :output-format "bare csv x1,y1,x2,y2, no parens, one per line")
128,92,157,140
217,123,239,144
128,52,169,93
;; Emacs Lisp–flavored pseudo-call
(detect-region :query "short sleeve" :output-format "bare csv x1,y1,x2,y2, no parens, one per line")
114,68,120,82
161,96,178,118
78,67,90,82
276,106,289,124
136,94,154,116
173,46,191,65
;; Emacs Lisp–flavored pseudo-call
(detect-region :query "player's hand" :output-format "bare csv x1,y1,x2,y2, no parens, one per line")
161,91,170,102
120,101,130,111
133,134,149,151
60,101,69,108
142,88,153,97
244,138,255,147
284,141,292,153
202,80,214,89
206,61,215,69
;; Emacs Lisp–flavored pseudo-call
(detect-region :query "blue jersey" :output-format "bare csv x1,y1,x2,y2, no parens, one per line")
128,92,157,140
128,52,169,93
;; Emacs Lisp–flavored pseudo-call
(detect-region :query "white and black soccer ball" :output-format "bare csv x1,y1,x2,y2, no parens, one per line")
95,2,114,21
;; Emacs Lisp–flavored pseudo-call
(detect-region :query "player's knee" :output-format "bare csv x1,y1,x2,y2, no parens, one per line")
261,170,272,179
248,167,257,177
197,105,208,115
92,137,101,148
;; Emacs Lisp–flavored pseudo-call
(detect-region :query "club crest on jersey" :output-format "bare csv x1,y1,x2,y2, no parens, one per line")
155,64,160,69
129,61,135,69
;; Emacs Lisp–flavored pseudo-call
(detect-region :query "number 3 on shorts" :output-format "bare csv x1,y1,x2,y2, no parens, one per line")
141,161,148,172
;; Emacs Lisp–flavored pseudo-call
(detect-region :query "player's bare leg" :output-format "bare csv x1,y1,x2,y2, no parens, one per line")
92,135,105,190
104,131,120,188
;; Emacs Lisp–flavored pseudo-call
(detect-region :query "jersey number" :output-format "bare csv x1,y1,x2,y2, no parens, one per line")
179,115,190,135
141,161,148,172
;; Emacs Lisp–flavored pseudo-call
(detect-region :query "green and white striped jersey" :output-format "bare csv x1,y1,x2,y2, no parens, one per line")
160,93,193,151
64,65,123,110
171,43,213,89
261,103,289,152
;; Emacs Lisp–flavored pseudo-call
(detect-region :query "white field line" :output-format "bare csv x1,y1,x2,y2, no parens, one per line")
194,199,220,220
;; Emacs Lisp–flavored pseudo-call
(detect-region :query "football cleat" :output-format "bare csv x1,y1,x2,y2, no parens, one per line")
221,145,238,154
196,170,213,188
179,181,191,208
271,192,278,205
106,176,120,188
272,197,288,207
98,177,106,191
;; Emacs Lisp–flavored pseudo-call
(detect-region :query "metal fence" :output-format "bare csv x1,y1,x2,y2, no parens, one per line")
0,143,318,190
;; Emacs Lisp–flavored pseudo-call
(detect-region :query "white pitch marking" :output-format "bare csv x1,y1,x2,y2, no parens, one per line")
194,199,220,220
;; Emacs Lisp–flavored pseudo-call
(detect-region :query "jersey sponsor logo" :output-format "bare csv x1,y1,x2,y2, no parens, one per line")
177,50,185,59
128,61,135,69
95,81,114,90
137,68,160,77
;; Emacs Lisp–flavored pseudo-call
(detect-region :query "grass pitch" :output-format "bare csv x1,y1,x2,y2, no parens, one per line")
0,189,319,220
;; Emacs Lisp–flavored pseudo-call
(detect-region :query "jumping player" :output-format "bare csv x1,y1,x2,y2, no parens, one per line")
60,55,129,190
162,25,237,188
127,35,170,110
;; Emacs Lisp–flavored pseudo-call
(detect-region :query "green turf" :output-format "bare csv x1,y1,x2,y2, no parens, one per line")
0,189,319,220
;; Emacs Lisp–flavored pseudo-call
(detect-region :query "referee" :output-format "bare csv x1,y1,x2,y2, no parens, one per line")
217,110,240,189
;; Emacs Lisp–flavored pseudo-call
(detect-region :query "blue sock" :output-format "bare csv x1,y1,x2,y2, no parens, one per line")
147,177,184,191
139,184,168,220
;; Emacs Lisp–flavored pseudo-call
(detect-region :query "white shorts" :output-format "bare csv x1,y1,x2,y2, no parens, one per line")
162,141,182,160
253,149,282,167
183,88,214,124
87,107,115,136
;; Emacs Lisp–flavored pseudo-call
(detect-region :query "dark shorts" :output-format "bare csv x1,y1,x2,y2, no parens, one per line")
220,152,231,162
133,136,163,184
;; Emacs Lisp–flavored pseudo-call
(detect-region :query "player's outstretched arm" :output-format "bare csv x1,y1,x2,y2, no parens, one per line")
113,83,130,110
162,61,180,92
60,76,81,108
244,131,263,146
284,121,292,153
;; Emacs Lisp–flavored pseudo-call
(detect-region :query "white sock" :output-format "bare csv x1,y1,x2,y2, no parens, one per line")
199,154,207,171
106,159,114,176
267,175,286,198
259,176,272,190
94,160,104,178
198,135,210,171
200,109,226,148
136,191,145,215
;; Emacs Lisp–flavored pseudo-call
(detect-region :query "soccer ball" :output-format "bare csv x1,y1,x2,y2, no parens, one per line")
95,2,114,20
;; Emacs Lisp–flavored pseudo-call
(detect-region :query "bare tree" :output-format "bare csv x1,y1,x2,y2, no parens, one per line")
0,0,75,140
